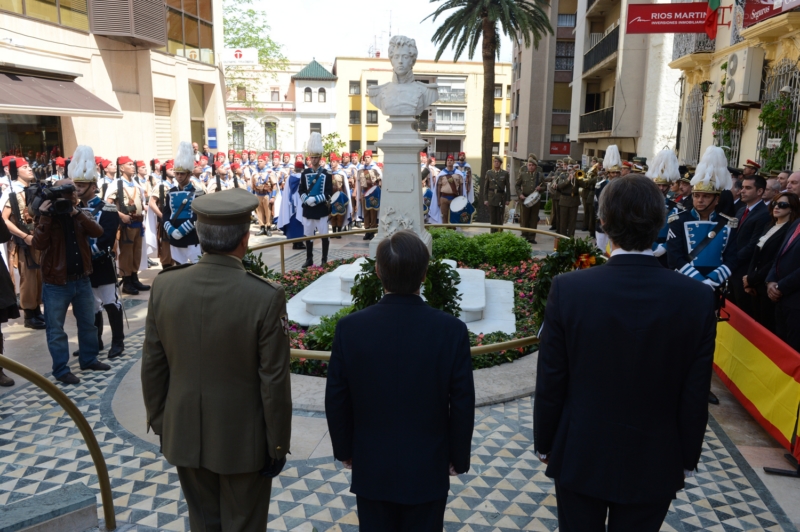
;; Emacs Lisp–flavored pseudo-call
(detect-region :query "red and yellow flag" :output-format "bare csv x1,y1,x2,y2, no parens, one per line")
705,0,720,40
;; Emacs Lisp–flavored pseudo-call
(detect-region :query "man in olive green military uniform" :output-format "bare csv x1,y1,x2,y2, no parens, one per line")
557,164,581,237
142,188,292,532
482,155,511,232
581,158,600,235
545,159,564,230
516,154,544,244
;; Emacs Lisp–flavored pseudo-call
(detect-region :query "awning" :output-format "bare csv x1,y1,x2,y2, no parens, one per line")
0,73,123,119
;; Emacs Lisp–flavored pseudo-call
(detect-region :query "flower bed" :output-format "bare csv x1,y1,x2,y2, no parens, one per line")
244,235,604,378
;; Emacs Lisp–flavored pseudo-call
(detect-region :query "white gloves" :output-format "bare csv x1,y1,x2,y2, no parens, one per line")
171,229,183,240
306,197,317,207
702,278,719,289
653,246,666,257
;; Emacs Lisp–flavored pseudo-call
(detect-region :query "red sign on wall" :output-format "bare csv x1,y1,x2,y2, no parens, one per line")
626,3,709,33
744,0,800,27
550,142,571,156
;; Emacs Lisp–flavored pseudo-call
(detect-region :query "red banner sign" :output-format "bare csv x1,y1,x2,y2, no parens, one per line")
626,2,708,33
549,142,571,155
744,0,800,27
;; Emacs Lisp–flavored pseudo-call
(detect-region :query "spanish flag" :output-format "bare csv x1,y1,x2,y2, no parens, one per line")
705,0,720,40
714,302,800,462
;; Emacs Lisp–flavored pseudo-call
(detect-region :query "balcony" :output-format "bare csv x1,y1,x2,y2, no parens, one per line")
435,90,467,103
579,106,614,134
584,25,619,73
434,122,466,133
671,32,715,63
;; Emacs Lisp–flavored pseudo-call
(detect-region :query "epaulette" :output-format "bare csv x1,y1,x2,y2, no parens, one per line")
102,204,117,213
719,212,738,228
668,213,680,223
158,263,194,275
674,202,686,212
246,271,281,290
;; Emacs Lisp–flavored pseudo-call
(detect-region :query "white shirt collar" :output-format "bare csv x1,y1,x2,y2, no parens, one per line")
610,248,655,257
745,199,763,211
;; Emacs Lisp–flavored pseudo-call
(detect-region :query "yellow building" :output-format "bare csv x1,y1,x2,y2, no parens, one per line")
332,57,512,171
670,7,800,170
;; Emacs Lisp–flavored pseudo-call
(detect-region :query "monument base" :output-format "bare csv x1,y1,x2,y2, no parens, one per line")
368,116,432,257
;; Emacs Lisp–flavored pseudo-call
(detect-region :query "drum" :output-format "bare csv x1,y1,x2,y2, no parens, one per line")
422,186,433,215
330,190,348,216
524,191,541,207
364,186,381,210
449,196,475,224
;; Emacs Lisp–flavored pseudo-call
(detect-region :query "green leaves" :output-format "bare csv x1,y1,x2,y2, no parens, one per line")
307,306,354,351
322,133,347,158
758,93,798,172
429,228,532,267
424,259,463,317
350,258,384,311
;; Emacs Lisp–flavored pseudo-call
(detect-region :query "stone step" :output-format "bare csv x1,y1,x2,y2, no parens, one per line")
0,483,98,532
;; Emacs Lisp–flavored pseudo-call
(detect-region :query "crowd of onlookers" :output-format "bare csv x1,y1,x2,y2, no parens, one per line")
727,170,800,353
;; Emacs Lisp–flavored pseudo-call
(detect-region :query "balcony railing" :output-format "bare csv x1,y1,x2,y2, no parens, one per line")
555,57,574,71
434,122,466,133
584,25,619,73
579,106,614,133
672,32,715,62
436,90,466,103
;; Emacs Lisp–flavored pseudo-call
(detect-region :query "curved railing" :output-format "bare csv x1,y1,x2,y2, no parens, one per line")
0,355,116,530
248,222,564,360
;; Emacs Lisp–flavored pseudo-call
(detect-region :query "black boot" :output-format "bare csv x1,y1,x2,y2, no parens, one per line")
321,238,329,265
302,241,314,269
256,226,267,236
105,303,125,359
708,391,720,405
95,311,104,351
267,226,272,237
0,369,14,387
23,309,46,330
363,229,370,241
132,272,150,292
292,241,305,250
121,277,139,295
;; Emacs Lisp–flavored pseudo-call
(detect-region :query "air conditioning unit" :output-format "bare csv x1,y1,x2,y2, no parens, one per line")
90,0,166,49
725,47,766,106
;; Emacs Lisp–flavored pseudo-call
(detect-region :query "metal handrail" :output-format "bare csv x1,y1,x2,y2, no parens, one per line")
248,223,569,275
290,335,540,361
0,355,116,530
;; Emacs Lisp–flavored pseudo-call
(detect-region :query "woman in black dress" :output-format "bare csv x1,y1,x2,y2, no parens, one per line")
0,216,21,386
743,192,800,331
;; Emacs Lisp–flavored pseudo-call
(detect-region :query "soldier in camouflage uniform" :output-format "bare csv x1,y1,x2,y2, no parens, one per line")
515,154,544,244
481,155,511,233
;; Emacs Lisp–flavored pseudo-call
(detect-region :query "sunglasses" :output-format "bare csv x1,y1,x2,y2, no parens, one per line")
774,201,791,209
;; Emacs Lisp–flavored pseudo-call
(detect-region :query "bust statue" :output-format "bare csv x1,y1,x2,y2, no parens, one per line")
368,35,440,117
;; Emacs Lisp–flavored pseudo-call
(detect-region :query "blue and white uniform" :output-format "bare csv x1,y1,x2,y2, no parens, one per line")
667,208,739,289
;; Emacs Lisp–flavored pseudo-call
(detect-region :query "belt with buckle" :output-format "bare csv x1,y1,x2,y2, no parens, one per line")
65,272,89,283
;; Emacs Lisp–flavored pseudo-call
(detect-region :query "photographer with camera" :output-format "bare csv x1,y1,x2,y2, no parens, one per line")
31,155,110,384
1,157,45,329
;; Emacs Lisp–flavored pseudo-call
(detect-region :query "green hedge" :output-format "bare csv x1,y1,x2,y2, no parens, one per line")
430,228,531,267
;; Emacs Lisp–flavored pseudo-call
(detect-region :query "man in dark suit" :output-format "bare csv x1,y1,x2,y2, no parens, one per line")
767,218,800,352
535,175,716,531
730,174,770,315
325,230,475,531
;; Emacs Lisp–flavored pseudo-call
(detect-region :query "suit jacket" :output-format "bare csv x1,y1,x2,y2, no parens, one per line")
735,201,771,270
767,219,800,309
325,294,475,505
141,254,292,475
747,223,790,288
534,254,716,504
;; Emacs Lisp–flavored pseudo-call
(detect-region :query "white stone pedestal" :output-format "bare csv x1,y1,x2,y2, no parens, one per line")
368,116,432,257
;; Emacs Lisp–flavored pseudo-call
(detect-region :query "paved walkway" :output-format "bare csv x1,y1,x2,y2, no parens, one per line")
0,226,799,531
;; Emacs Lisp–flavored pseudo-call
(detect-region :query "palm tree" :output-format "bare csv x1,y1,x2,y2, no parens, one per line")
425,0,553,221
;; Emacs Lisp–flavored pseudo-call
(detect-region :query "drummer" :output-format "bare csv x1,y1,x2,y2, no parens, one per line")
435,154,464,227
516,154,544,244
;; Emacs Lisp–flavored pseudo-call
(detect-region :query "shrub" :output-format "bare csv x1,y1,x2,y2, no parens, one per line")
350,258,383,311
430,228,484,265
423,258,462,317
473,232,532,267
307,306,354,351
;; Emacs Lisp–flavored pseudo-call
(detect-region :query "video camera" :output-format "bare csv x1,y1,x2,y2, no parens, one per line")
30,184,76,216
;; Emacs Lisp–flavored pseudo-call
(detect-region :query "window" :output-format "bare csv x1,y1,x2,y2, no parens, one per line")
557,14,577,27
162,0,215,64
506,114,510,124
231,122,245,150
304,88,312,102
349,81,361,95
494,84,502,98
349,140,362,153
310,123,322,135
366,111,378,124
551,134,568,142
349,111,361,125
264,122,277,150
318,88,326,102
366,80,378,88
492,142,500,155
506,85,511,96
515,90,520,115
366,141,378,154
236,86,246,101
556,41,575,71
0,0,89,30
494,113,501,127
270,89,280,102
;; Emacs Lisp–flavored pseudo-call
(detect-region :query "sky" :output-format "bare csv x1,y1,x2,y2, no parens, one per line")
259,0,513,65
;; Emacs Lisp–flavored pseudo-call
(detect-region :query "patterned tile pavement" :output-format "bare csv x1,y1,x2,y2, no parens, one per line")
0,330,795,531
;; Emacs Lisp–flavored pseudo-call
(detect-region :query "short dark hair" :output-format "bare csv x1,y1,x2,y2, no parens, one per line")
598,175,665,251
375,230,429,294
743,174,766,192
732,179,743,191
